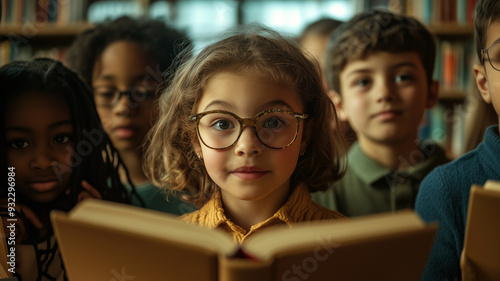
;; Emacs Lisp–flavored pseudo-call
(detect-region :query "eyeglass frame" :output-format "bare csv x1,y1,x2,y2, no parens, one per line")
93,87,157,108
481,41,500,71
189,109,309,150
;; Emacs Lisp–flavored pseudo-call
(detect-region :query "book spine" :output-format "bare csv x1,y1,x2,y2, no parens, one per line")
219,257,272,281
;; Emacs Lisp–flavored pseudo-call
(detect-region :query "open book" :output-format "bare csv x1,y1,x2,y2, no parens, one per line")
461,180,500,281
51,199,437,281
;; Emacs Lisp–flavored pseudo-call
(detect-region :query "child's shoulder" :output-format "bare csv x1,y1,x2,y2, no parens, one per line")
288,184,346,221
179,195,224,228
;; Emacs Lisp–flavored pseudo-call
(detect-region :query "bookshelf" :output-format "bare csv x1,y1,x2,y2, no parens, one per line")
0,0,94,65
399,0,477,159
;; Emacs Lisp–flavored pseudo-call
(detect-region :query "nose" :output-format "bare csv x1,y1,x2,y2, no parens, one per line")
234,126,265,156
375,79,396,103
30,144,56,170
113,92,137,117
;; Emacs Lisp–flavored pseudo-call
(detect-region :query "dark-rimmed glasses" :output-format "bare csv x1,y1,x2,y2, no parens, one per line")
93,86,156,108
481,41,500,71
189,109,309,150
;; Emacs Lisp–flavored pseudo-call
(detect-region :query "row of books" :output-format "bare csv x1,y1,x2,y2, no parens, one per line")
0,40,66,66
435,39,475,93
404,0,478,25
1,0,88,26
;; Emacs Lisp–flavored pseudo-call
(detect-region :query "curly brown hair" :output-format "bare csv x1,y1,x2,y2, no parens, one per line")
144,26,347,208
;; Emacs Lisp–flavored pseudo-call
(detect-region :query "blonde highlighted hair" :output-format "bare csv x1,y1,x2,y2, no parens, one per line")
144,26,347,207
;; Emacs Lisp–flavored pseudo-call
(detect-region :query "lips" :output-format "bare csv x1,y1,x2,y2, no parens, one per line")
28,177,60,192
372,110,403,121
231,166,269,180
112,126,137,139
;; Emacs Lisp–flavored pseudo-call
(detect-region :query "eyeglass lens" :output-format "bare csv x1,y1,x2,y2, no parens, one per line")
487,42,500,71
93,86,156,107
197,111,299,149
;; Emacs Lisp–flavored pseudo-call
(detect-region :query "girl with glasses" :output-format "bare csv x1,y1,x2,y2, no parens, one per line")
65,16,195,215
145,26,348,244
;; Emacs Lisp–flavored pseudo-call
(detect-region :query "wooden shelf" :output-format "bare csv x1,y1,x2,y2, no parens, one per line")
439,88,468,100
427,23,474,37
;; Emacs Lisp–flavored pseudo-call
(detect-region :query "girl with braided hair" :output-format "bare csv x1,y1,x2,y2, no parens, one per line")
0,58,134,280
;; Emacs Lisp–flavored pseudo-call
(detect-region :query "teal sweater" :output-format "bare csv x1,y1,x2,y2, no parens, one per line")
416,125,500,281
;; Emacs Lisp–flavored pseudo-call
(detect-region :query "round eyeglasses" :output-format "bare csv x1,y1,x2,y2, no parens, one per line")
189,109,309,150
93,86,156,108
481,41,500,71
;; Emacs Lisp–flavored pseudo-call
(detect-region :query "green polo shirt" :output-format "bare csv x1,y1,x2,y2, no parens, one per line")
311,141,449,217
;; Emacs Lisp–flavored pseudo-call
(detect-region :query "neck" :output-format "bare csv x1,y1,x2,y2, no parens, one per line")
359,136,422,171
220,183,291,232
118,149,148,185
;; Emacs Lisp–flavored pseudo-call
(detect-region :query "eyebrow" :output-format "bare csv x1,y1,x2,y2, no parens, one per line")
345,61,418,79
202,100,295,112
6,120,73,133
94,73,152,84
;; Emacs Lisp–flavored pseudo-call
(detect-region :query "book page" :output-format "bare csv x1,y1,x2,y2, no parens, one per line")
484,180,500,191
67,199,237,256
243,210,425,260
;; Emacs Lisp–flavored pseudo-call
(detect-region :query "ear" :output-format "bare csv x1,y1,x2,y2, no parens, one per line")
425,80,440,108
474,63,492,104
329,90,348,122
190,131,203,158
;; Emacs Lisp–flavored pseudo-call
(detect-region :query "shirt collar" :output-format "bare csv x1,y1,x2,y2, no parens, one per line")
349,142,390,184
349,141,448,184
199,183,311,229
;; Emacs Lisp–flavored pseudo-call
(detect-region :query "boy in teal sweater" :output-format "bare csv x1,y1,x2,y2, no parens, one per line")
416,0,500,280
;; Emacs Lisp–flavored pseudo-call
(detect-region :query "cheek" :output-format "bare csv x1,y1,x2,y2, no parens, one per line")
6,151,28,180
59,145,75,168
200,148,228,179
96,108,112,131
343,97,367,127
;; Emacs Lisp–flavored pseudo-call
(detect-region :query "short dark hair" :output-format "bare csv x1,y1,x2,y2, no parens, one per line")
325,9,436,95
474,0,500,63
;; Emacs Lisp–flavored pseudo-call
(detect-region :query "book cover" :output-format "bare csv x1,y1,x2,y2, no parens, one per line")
461,181,500,281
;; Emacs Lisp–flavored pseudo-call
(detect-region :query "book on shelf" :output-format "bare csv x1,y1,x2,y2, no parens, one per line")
461,180,500,281
51,199,438,281
405,0,478,25
1,0,87,26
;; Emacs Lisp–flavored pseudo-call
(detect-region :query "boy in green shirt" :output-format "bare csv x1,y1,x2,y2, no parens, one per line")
312,9,449,217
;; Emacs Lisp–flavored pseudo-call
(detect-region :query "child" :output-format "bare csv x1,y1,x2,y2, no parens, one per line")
299,18,356,146
299,18,343,91
311,9,449,217
0,58,131,281
144,26,347,244
65,16,195,215
416,0,500,280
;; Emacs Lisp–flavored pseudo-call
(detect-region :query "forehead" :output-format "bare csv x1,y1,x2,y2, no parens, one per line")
6,91,71,127
92,40,156,85
485,21,500,47
342,51,424,73
197,71,303,115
